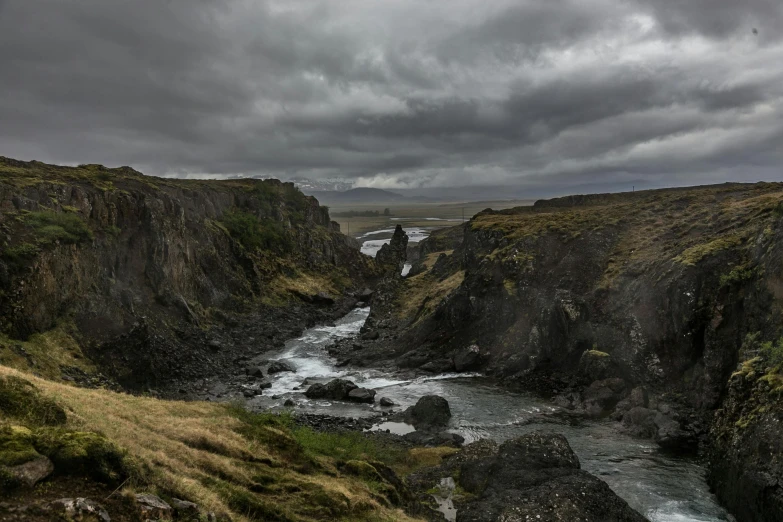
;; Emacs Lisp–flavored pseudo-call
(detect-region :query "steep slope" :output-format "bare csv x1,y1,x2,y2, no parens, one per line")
0,157,381,391
0,365,433,522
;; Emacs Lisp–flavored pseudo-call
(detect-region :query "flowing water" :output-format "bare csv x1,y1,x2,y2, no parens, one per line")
244,228,732,522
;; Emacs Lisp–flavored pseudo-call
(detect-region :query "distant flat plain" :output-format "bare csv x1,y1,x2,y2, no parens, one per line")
326,199,534,237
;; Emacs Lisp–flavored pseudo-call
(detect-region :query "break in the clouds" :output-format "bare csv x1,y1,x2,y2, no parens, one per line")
0,0,781,192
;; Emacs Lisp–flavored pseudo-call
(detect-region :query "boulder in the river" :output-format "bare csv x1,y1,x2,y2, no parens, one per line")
455,433,649,522
304,379,358,400
404,395,451,429
581,377,627,416
379,397,395,407
620,407,658,438
347,388,376,404
245,366,264,378
419,359,454,373
403,430,464,448
653,413,695,451
267,361,295,374
453,344,483,372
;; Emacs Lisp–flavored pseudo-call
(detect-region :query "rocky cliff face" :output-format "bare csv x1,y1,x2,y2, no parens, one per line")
0,157,379,389
350,183,783,519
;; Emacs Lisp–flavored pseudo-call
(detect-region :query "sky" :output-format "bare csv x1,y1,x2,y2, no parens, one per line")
1,0,781,195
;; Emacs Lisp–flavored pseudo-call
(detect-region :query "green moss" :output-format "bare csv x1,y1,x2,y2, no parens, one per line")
221,208,291,253
22,211,94,245
2,242,39,262
34,429,130,485
674,235,743,266
0,376,67,426
720,264,758,287
585,350,610,358
0,425,42,467
200,476,294,522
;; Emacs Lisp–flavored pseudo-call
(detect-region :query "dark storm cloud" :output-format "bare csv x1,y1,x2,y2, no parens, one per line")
0,0,781,191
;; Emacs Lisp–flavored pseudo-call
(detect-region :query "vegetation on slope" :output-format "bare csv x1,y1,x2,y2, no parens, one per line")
0,366,452,521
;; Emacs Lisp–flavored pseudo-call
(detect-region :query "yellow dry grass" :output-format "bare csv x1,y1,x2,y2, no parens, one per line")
397,270,466,321
0,365,426,522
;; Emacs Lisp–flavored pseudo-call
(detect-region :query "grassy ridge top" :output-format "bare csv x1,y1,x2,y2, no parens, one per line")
0,156,299,195
0,365,450,521
471,182,783,282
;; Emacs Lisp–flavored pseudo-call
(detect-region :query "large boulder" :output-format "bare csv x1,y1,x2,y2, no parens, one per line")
454,433,649,522
582,378,627,417
347,388,376,404
305,379,359,400
453,345,483,372
578,350,612,382
267,360,295,374
405,395,451,429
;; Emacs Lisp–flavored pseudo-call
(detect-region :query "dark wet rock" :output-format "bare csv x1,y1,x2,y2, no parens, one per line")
347,387,376,404
578,350,613,382
357,288,373,303
135,493,172,520
267,360,295,374
376,225,409,273
305,379,358,401
653,413,695,451
352,343,365,351
708,356,783,522
582,378,627,417
403,430,464,447
312,292,335,305
50,498,111,522
284,399,296,407
207,340,222,351
361,330,380,341
242,389,256,398
245,366,264,378
257,381,273,390
379,397,395,407
453,433,649,522
420,359,454,373
404,395,451,428
453,345,483,372
620,407,658,438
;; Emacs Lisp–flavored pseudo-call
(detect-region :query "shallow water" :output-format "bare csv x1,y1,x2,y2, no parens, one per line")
247,306,730,522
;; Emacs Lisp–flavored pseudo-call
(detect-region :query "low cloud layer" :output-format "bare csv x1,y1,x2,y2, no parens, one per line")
1,0,781,192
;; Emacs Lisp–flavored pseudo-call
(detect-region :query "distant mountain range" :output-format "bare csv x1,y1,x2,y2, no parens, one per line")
307,187,414,205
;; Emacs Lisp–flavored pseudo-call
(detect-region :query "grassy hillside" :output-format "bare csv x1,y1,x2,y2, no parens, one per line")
0,365,452,521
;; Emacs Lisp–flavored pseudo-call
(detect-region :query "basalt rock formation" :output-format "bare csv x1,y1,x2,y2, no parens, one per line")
0,157,381,391
357,182,783,520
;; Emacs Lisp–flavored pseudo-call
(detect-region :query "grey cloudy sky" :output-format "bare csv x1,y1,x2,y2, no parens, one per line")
1,0,781,192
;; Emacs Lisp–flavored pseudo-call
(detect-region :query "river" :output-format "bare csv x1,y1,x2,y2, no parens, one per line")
246,227,732,522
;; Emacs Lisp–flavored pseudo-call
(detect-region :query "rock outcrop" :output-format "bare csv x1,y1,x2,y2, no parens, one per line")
408,433,648,522
0,157,381,391
360,183,783,520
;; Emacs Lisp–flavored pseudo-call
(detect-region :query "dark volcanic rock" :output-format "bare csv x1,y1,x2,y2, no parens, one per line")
304,379,359,400
246,366,264,378
376,225,409,273
379,397,395,407
357,288,374,303
582,378,627,417
267,361,295,374
347,387,376,403
453,345,482,372
454,433,649,522
404,395,451,428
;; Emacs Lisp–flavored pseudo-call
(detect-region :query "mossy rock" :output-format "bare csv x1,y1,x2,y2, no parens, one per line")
34,429,130,485
0,376,67,426
0,425,42,467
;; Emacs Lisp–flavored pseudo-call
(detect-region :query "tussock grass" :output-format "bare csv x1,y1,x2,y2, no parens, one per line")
0,366,438,521
397,270,465,321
